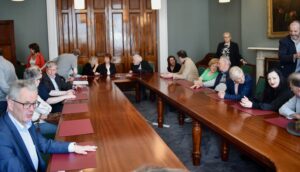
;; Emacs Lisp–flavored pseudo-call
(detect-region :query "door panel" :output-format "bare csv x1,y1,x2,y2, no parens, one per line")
57,0,157,72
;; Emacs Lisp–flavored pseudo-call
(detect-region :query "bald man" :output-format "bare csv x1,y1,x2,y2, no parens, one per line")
216,32,246,67
278,20,300,77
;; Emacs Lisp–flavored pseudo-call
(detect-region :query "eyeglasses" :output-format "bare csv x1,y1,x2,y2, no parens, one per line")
11,99,40,109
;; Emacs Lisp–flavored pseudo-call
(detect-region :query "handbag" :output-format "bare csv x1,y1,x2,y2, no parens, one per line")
44,112,61,125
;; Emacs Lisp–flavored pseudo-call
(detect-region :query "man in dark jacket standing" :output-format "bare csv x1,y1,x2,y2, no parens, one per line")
278,20,300,78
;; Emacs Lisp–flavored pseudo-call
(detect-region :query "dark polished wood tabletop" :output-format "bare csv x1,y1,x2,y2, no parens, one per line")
48,76,186,172
135,73,300,172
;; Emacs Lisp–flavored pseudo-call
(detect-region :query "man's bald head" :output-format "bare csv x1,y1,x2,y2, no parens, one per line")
289,21,300,41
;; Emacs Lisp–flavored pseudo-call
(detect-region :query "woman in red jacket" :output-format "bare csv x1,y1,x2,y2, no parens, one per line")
26,43,45,69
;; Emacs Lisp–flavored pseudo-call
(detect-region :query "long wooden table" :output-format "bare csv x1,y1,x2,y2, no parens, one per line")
47,76,186,171
135,73,300,172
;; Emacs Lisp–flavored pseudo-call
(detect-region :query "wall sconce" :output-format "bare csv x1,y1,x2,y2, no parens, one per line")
74,0,85,10
151,0,161,10
219,0,230,3
12,0,24,1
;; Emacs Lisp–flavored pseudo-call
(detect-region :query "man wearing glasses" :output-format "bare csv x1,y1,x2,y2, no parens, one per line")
0,80,97,171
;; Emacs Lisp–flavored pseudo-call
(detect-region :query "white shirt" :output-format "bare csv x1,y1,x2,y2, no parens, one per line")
295,41,300,72
8,112,39,171
49,76,60,91
106,65,111,75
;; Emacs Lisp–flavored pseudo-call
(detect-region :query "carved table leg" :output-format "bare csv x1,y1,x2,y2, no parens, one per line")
135,82,141,103
178,112,185,126
192,119,202,165
157,96,164,128
221,138,229,161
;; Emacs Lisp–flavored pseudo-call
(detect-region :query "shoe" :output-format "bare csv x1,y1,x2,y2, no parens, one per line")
184,117,193,123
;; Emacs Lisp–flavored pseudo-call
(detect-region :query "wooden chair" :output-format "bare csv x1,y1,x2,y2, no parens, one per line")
254,76,266,101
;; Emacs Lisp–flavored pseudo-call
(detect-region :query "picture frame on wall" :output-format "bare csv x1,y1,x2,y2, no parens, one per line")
268,0,300,38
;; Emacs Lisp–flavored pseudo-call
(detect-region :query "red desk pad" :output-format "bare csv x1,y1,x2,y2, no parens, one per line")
58,119,94,137
49,142,97,172
231,103,274,116
264,117,291,128
62,103,88,114
175,80,206,93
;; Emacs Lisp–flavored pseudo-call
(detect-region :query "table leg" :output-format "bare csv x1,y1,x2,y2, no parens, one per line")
135,82,141,103
192,119,202,165
157,96,164,128
178,112,185,126
221,138,229,161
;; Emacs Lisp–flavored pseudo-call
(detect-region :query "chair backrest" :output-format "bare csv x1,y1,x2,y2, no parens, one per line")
254,76,266,101
77,64,84,75
148,61,155,72
198,66,206,76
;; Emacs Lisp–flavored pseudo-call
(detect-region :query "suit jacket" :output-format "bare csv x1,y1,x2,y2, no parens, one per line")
82,63,95,76
167,63,181,73
216,41,242,67
224,74,253,101
131,60,153,73
39,73,73,113
0,113,69,172
96,63,116,76
213,71,229,89
278,35,297,77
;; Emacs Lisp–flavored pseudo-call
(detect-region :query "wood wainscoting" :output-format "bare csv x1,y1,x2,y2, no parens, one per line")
56,0,157,72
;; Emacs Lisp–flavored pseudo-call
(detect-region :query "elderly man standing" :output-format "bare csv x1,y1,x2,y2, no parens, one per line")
55,49,81,80
216,32,246,67
0,80,96,171
0,49,17,115
278,20,300,77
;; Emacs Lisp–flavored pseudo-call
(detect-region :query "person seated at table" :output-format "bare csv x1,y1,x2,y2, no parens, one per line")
161,50,198,82
97,53,116,76
129,54,153,74
82,56,99,76
39,61,75,113
191,58,219,89
167,55,181,73
0,80,97,171
218,66,252,101
191,56,230,90
240,68,293,111
23,66,58,135
279,72,300,119
26,43,45,69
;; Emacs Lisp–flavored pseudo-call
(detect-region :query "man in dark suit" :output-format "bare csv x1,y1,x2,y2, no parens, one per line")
0,80,96,172
278,20,300,78
39,61,76,113
216,32,246,67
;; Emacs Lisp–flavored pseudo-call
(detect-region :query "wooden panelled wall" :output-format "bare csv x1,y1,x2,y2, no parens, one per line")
56,0,157,72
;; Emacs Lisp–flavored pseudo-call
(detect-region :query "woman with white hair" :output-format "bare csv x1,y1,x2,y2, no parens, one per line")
218,66,253,100
129,54,153,74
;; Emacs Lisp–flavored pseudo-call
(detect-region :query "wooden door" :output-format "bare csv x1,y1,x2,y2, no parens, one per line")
0,20,16,65
56,0,157,72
